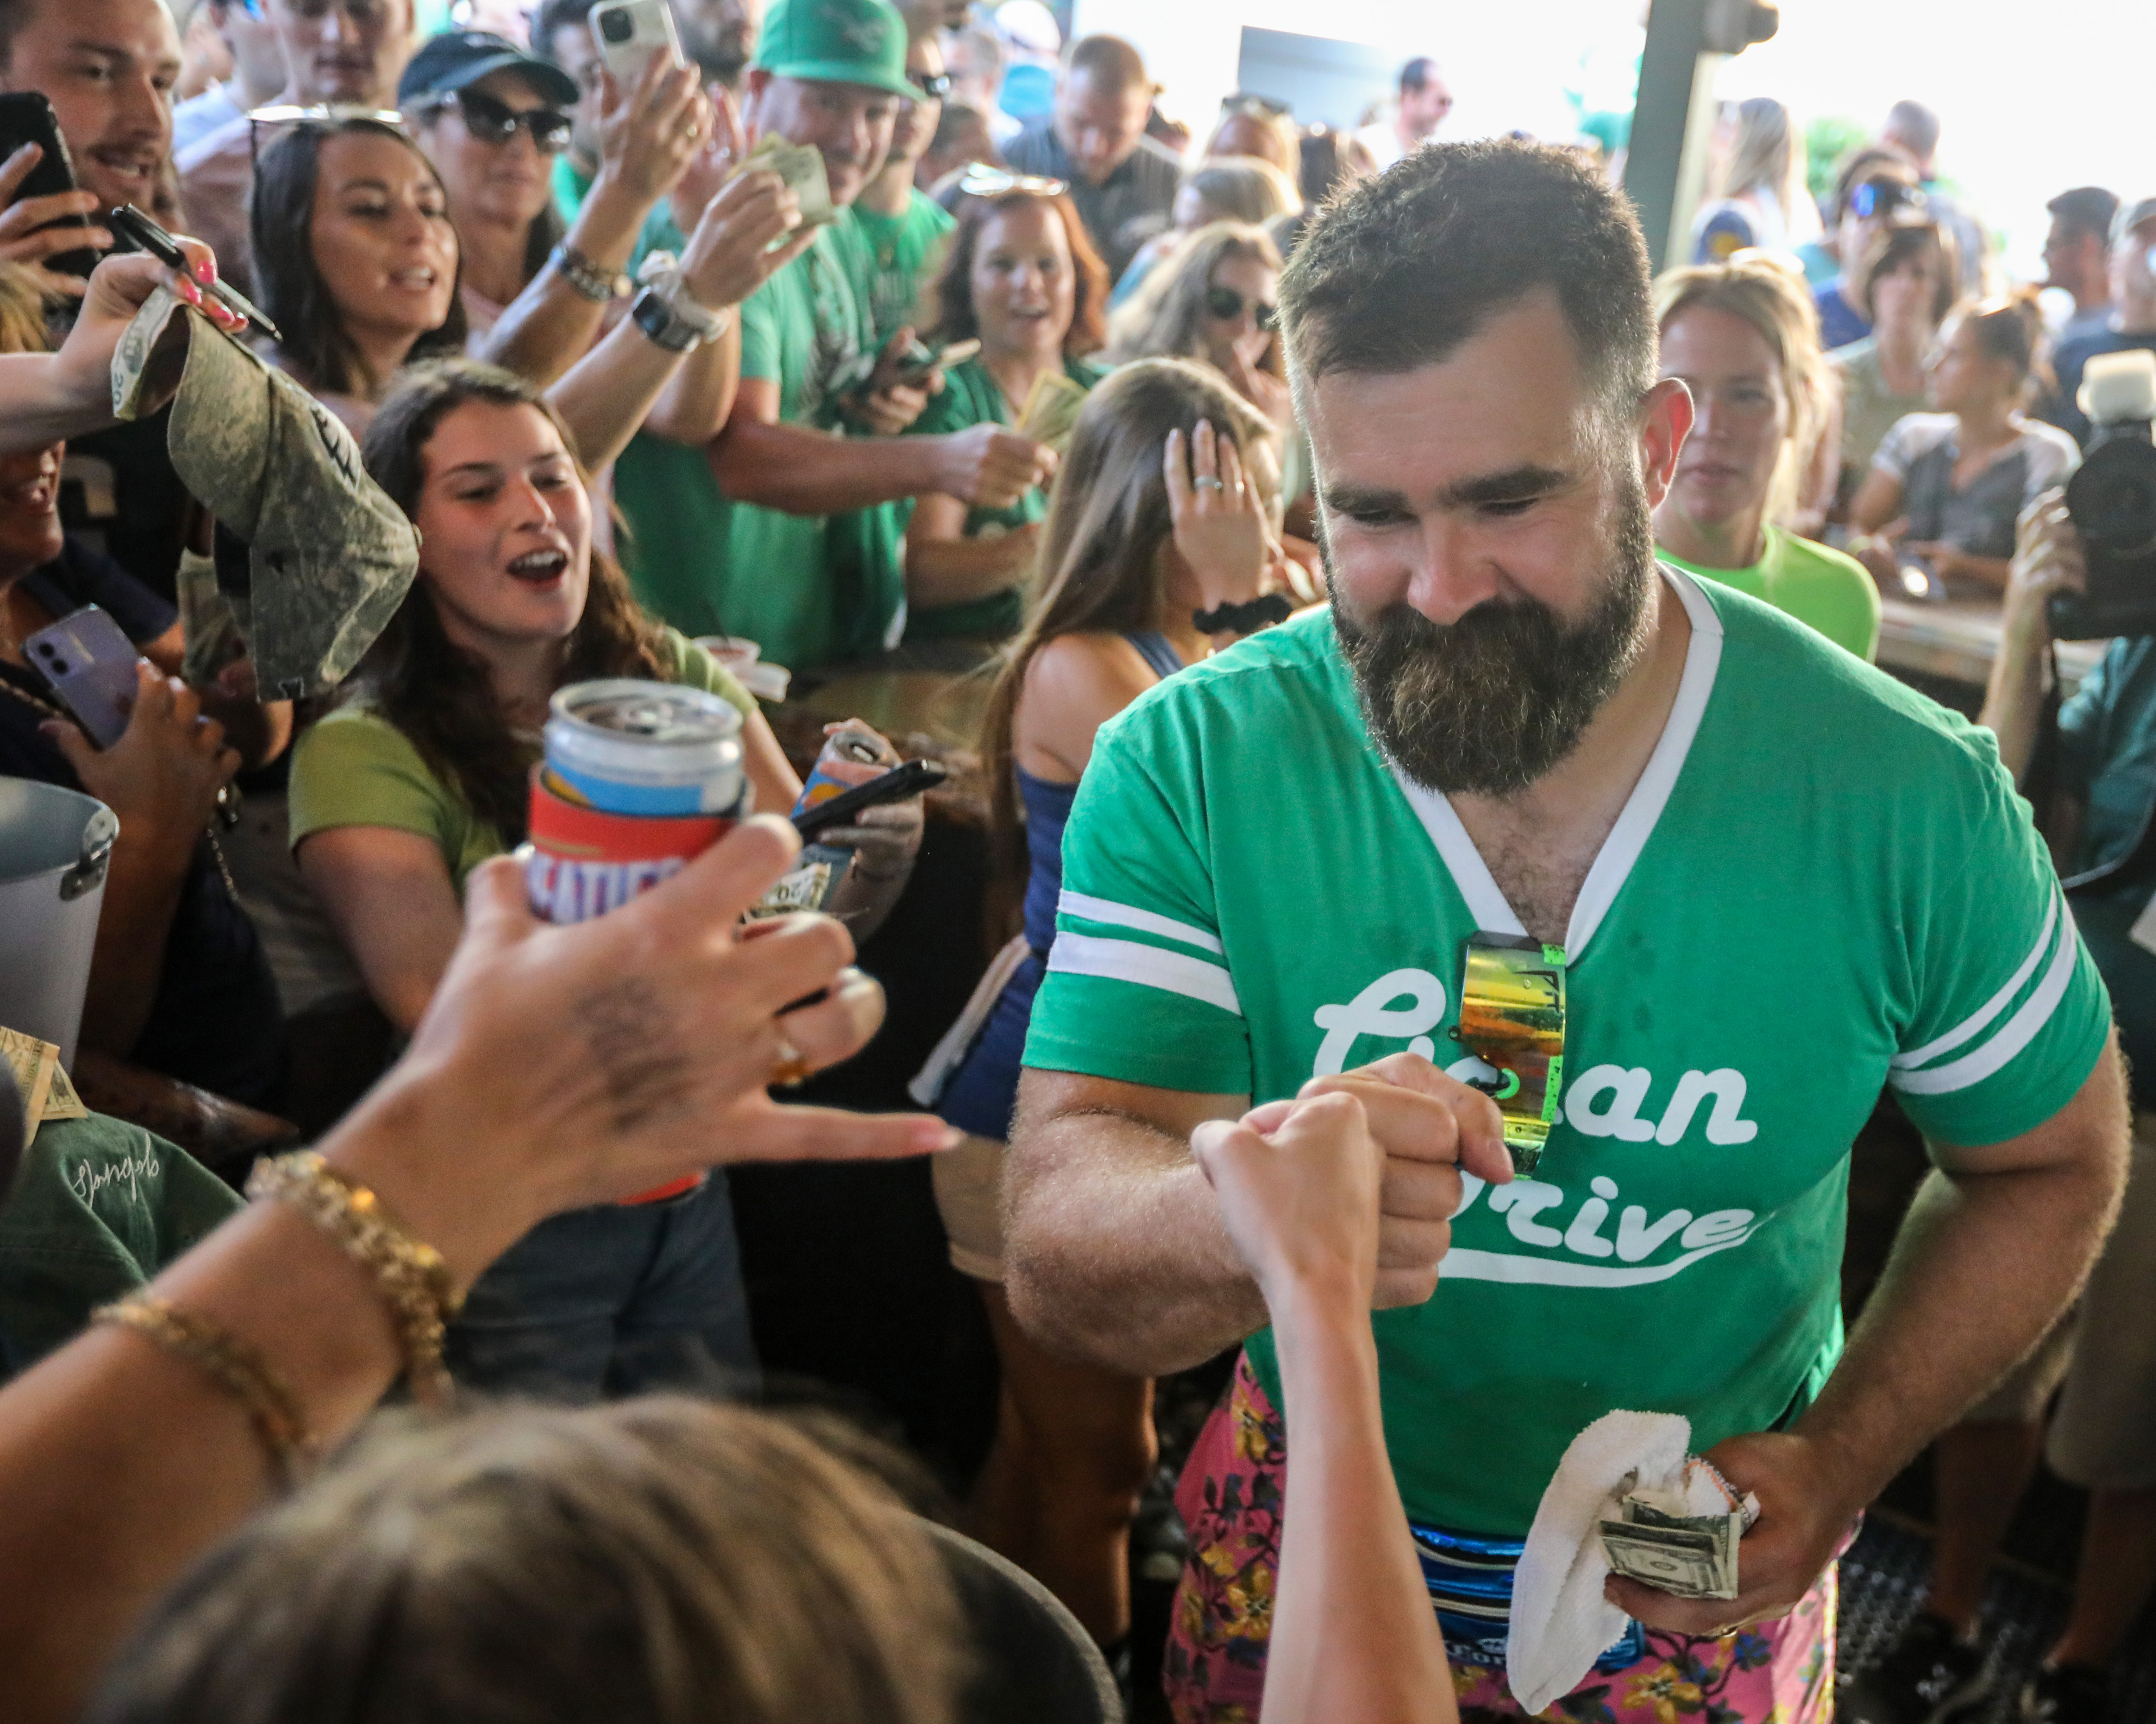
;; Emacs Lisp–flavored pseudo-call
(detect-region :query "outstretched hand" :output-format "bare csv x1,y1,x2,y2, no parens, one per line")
327,815,958,1287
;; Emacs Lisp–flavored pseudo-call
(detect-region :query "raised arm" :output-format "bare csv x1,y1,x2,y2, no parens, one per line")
0,818,956,1724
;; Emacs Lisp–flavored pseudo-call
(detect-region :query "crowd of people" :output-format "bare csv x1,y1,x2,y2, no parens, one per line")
0,0,2151,1720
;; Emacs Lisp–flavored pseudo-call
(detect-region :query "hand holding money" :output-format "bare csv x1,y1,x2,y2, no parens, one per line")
1601,1429,1864,1639
1598,1461,1757,1601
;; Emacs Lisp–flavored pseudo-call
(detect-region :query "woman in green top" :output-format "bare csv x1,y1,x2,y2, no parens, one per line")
1650,256,1881,659
288,360,922,1401
902,178,1112,641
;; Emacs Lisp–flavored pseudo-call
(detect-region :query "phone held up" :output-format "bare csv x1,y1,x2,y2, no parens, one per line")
23,606,140,750
0,92,106,281
587,0,686,87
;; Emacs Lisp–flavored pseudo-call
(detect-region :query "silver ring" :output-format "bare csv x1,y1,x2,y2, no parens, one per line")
768,1033,813,1089
1192,476,1224,492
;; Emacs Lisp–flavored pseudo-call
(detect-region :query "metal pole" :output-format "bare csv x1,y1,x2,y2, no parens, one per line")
1621,0,1716,273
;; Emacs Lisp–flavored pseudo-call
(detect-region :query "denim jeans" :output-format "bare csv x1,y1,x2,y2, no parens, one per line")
444,1173,756,1401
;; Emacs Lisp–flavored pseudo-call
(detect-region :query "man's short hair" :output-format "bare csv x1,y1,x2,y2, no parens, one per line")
531,0,595,58
1399,56,1439,94
2048,186,2120,244
1279,138,1654,428
1064,34,1147,95
1882,99,1940,161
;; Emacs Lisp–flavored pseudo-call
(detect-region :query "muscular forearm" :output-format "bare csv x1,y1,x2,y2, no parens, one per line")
1267,1279,1454,1724
642,322,742,446
77,843,190,1057
709,414,950,515
1005,1100,1267,1374
546,317,686,473
1794,1052,2127,1508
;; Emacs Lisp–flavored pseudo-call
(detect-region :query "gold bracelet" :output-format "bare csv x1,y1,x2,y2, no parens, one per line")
246,1150,461,1406
93,1295,320,1486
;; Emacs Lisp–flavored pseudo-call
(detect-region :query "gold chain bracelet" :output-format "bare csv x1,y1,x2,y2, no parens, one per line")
246,1151,461,1406
94,1295,321,1486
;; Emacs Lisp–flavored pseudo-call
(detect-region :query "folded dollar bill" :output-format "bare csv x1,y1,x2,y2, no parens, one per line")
743,133,836,228
1017,369,1089,453
1,1024,88,1145
1598,1500,1742,1600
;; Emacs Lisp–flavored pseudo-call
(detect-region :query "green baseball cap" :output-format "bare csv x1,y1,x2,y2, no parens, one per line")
753,0,916,103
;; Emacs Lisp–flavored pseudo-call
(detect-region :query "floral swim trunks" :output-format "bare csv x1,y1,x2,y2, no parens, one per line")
1164,1354,1839,1724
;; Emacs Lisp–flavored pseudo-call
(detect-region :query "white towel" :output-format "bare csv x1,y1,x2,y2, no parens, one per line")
1506,1411,1745,1714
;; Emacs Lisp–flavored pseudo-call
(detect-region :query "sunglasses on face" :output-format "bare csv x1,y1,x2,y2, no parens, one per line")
1206,285,1277,331
1848,180,1925,221
908,69,953,100
442,89,574,153
959,163,1067,198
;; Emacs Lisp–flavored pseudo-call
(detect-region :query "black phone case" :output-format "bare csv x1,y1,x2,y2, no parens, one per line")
0,93,101,280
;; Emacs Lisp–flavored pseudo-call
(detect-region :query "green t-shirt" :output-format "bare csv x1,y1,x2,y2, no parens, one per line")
1024,571,2109,1537
615,225,907,672
285,629,755,892
845,190,958,343
903,353,1111,640
1659,526,1881,662
552,154,594,223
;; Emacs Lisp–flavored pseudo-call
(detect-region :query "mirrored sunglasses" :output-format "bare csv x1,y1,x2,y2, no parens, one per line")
908,69,953,100
1849,180,1926,222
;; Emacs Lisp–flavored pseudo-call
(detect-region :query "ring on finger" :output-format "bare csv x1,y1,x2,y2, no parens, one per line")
768,1033,814,1089
1192,475,1225,492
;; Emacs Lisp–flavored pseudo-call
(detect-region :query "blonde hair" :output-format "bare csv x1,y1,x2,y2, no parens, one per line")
1653,253,1825,526
1716,97,1807,234
1180,155,1302,228
0,262,54,356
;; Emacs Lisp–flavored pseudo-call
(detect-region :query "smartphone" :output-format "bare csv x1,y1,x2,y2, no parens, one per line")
891,336,981,388
23,606,140,748
0,92,101,280
588,0,686,87
791,758,947,840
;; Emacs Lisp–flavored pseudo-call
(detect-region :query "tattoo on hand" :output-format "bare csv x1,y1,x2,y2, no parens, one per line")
577,978,695,1131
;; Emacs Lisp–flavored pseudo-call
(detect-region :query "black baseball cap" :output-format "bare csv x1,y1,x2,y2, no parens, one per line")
397,30,580,108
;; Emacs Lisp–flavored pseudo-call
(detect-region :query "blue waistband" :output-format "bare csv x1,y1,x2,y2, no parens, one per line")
1410,1521,1646,1674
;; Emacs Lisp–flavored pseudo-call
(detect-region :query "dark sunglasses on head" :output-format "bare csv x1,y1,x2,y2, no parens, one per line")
1206,285,1278,331
442,88,574,153
1220,91,1291,118
959,163,1067,198
908,69,953,100
1849,179,1925,221
247,103,408,170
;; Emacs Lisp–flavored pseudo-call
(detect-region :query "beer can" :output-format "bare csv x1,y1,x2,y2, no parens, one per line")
791,725,888,821
541,679,747,817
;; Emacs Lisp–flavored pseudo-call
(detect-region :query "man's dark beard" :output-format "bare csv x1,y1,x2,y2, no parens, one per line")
1331,481,1657,796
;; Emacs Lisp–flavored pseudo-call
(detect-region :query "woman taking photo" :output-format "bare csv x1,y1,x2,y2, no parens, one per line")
1106,222,1292,432
288,361,921,1398
1651,255,1879,658
1848,295,2080,596
919,358,1291,1656
903,175,1110,642
1831,222,1957,492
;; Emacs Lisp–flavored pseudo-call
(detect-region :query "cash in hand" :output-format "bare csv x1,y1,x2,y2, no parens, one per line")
1017,369,1088,453
740,133,836,229
1597,1463,1759,1602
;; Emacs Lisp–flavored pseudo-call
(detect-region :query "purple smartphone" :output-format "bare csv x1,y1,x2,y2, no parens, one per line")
23,606,140,748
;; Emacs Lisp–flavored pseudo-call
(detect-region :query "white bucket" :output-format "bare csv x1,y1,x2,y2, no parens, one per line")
0,780,116,1068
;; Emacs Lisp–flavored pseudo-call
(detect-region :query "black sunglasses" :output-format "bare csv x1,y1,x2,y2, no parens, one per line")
1220,91,1291,118
442,88,573,153
1206,285,1278,331
908,69,953,100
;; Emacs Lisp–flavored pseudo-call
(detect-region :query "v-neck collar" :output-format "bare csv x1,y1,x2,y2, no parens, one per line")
1386,564,1725,962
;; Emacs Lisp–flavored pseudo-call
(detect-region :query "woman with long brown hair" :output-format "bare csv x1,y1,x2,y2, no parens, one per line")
288,359,921,1399
902,174,1109,642
1106,222,1292,430
917,356,1293,1659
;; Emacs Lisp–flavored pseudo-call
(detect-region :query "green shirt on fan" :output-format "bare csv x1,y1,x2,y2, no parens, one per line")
1658,524,1881,661
1024,570,2109,1536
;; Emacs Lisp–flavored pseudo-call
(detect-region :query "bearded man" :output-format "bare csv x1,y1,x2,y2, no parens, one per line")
1004,140,2128,1723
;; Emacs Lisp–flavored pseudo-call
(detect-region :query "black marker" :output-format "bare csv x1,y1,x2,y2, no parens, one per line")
108,204,281,343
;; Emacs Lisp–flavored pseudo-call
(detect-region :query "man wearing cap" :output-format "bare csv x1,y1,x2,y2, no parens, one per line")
177,0,420,297
2046,197,2156,450
1003,33,1177,279
611,0,1049,673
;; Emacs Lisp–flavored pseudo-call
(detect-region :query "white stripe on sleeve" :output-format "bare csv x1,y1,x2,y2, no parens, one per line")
1892,887,2061,1071
1889,910,2080,1096
1056,890,1224,955
1047,932,1242,1016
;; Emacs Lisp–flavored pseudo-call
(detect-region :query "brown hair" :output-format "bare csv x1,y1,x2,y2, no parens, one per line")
1950,291,2053,402
0,261,53,356
1180,155,1302,228
932,188,1110,356
978,358,1275,897
1855,221,1959,325
1652,253,1825,526
86,1398,968,1724
1106,220,1286,381
358,359,671,845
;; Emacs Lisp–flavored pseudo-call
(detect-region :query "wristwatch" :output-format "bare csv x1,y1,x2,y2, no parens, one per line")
550,242,632,303
630,286,705,352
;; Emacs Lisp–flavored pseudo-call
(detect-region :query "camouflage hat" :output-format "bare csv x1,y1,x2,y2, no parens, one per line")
111,290,419,701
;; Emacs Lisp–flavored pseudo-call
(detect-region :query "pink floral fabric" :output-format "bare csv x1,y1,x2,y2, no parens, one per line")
1164,1354,1839,1724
